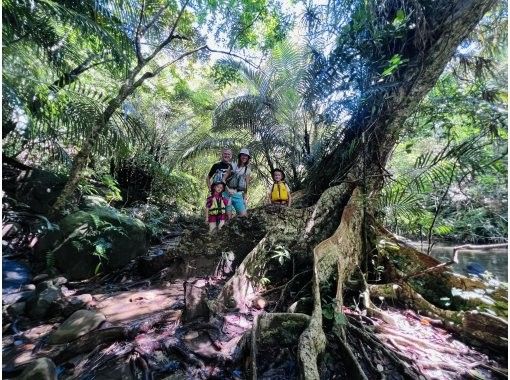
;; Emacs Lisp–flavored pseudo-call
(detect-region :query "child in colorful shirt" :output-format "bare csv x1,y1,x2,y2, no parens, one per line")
268,168,291,206
205,181,230,233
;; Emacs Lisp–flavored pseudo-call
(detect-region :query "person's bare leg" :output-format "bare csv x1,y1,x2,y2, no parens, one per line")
209,222,216,233
217,220,225,230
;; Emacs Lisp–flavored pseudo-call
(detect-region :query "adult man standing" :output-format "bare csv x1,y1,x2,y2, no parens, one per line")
206,147,233,188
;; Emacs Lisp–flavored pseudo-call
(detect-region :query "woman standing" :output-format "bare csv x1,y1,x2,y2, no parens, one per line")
225,148,251,217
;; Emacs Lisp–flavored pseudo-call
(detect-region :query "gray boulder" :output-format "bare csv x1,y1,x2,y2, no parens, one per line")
21,284,36,291
26,285,61,319
32,274,50,283
18,357,57,380
48,309,106,344
53,294,93,317
36,280,54,293
6,301,26,317
2,290,35,306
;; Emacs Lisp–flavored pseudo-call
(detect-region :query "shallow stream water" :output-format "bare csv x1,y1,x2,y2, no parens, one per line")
410,242,508,282
2,258,31,294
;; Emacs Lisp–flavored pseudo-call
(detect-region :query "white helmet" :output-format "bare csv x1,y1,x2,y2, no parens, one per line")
239,148,251,157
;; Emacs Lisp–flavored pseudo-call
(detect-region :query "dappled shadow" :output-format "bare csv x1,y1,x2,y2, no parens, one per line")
93,282,184,323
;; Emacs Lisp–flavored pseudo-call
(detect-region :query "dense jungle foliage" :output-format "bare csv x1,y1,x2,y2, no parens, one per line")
2,0,507,243
2,1,507,379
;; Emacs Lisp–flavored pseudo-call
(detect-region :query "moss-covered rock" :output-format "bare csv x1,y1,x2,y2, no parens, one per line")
79,195,109,209
54,206,149,280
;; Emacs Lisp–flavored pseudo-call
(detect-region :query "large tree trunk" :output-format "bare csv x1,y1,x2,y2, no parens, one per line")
310,0,497,198
208,1,500,378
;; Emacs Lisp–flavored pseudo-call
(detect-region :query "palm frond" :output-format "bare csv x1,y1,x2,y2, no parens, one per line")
3,0,135,74
378,183,426,221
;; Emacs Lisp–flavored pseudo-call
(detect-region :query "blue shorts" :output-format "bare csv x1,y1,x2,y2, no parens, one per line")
223,191,246,214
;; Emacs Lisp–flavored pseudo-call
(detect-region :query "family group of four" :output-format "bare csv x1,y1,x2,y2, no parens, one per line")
204,147,292,233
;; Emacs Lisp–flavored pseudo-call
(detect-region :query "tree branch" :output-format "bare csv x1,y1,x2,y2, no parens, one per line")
204,46,259,69
152,45,207,76
49,56,115,91
228,10,263,53
144,0,191,63
135,0,147,64
140,4,170,35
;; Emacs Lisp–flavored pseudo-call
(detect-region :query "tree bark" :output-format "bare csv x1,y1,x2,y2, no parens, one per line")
309,0,498,198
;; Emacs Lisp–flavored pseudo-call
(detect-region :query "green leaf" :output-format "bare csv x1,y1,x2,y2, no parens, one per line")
434,225,454,235
95,244,106,256
322,307,334,320
334,312,347,326
392,10,405,28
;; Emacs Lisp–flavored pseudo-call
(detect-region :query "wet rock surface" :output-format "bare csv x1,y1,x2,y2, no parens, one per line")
2,220,268,379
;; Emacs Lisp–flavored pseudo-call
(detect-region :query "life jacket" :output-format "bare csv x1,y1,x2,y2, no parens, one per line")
271,182,288,202
208,196,227,216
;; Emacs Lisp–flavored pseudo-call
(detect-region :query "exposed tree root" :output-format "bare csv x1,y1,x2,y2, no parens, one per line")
298,188,364,379
368,282,460,324
163,337,205,368
376,226,502,294
212,203,316,314
251,313,310,378
334,332,369,380
30,312,173,366
376,325,461,355
213,237,269,312
260,270,312,297
368,280,508,353
48,326,131,363
131,350,150,380
297,270,327,379
360,286,399,327
208,184,507,379
462,311,508,350
347,319,425,379
270,271,312,312
372,225,508,356
59,341,134,380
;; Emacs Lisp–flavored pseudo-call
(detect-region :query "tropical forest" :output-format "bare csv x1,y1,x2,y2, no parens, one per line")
2,0,508,379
